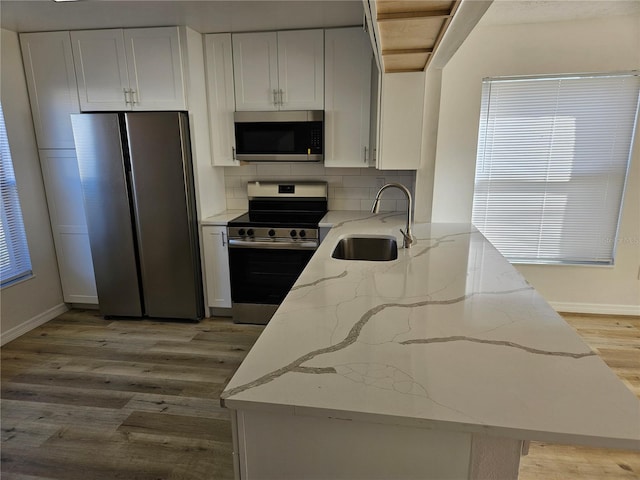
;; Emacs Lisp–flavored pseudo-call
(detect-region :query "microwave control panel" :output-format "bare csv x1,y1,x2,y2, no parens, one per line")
309,126,323,153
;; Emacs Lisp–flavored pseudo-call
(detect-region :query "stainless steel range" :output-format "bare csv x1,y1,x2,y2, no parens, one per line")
227,181,328,324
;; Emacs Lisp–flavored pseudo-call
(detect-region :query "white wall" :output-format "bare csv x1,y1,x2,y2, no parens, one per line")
0,29,66,344
430,15,640,314
224,164,415,212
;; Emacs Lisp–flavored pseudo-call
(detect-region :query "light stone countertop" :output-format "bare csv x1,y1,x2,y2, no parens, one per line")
221,213,640,450
318,210,383,228
201,210,245,226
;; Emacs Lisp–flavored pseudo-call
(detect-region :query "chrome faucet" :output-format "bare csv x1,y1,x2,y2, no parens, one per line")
370,183,414,248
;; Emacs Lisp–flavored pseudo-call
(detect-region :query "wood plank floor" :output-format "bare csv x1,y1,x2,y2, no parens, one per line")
1,309,264,480
519,313,640,480
1,309,638,479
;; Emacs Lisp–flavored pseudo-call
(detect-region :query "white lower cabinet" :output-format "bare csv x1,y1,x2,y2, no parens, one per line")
231,409,523,479
39,149,98,304
202,226,231,309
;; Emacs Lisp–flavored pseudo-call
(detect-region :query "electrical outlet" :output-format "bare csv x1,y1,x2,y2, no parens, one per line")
376,177,385,189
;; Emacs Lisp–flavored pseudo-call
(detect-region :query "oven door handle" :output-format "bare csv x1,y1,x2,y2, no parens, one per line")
228,239,318,250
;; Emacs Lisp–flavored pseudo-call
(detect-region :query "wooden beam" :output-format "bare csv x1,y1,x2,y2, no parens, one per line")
382,48,433,56
377,9,452,22
385,68,425,73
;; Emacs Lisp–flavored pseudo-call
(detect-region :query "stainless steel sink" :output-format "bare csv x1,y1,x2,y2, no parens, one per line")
331,236,398,261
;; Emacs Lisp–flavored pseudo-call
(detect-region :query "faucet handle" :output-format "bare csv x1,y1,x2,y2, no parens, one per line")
399,229,414,247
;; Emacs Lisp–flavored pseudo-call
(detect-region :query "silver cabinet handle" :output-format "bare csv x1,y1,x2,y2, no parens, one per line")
130,89,138,106
232,146,236,160
272,89,278,106
221,231,226,247
363,146,368,163
278,89,284,106
124,88,131,105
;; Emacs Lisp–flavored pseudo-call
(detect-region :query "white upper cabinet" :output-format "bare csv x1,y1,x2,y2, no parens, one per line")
232,30,323,111
376,71,425,170
276,30,324,110
205,33,238,166
20,31,80,149
324,27,372,168
70,29,130,110
124,28,186,111
232,32,279,111
71,27,186,111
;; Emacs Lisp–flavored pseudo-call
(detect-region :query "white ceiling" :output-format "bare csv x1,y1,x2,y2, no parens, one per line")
0,0,364,33
480,0,640,26
1,1,637,40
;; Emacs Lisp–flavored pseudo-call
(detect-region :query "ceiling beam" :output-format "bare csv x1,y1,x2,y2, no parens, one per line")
377,9,452,22
382,47,433,56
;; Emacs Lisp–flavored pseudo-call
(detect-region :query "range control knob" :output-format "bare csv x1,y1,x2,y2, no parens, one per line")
268,229,276,237
290,230,297,237
247,229,254,237
299,230,306,238
238,228,246,236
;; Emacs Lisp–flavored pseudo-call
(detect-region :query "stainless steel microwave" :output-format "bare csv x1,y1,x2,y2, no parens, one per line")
233,110,323,162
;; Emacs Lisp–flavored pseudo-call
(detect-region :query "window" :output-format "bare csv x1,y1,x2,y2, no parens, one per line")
1,103,32,286
472,73,640,265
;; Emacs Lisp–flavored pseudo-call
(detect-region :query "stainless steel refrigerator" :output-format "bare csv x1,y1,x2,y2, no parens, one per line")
71,112,204,320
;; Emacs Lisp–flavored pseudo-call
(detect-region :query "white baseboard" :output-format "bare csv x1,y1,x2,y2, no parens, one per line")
1,303,68,346
549,302,640,317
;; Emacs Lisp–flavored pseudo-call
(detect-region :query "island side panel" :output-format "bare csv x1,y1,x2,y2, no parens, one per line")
230,410,242,480
469,434,523,480
235,409,474,479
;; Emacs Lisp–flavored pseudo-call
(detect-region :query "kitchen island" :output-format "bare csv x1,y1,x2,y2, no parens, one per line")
221,213,640,479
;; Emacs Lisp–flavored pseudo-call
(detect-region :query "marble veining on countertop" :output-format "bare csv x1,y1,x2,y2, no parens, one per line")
201,210,245,226
221,214,640,450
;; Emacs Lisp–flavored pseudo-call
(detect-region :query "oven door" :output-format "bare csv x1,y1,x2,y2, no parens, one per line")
228,240,317,324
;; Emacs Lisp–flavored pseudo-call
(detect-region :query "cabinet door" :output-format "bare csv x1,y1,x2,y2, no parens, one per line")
277,30,324,110
71,29,130,111
232,32,279,111
202,226,231,308
39,149,98,304
20,32,80,149
377,72,424,170
205,34,238,166
124,27,186,111
324,28,372,168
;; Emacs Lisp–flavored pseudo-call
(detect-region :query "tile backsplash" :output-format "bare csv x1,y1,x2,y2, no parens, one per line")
224,164,416,212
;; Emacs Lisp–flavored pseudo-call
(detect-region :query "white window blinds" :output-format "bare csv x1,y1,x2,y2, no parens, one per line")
472,73,640,265
1,103,32,286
